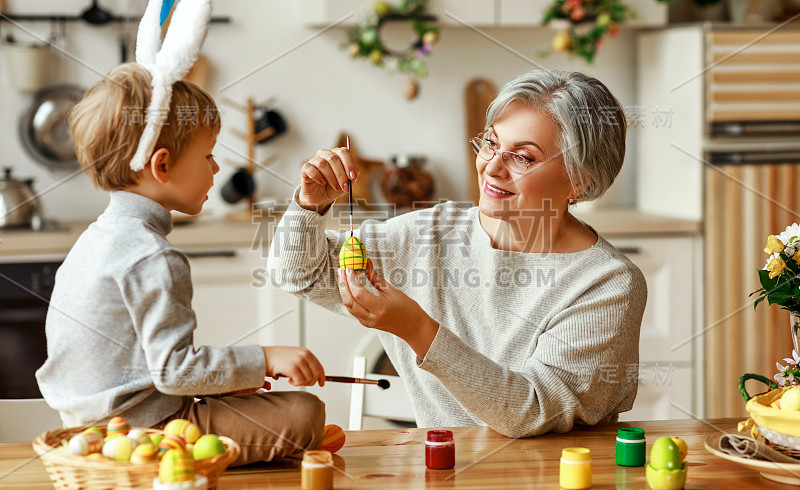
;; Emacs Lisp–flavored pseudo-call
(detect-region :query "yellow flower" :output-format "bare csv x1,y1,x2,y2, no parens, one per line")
767,257,787,279
765,235,784,254
793,249,800,263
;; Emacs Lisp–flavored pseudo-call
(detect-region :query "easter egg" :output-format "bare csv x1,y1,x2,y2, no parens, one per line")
131,442,158,464
193,434,226,460
127,428,152,447
150,434,164,448
159,449,195,483
318,424,346,454
782,386,800,411
164,419,202,444
102,435,134,462
670,437,687,461
159,435,187,454
84,427,103,440
106,416,130,438
68,431,103,456
649,436,683,471
339,236,368,271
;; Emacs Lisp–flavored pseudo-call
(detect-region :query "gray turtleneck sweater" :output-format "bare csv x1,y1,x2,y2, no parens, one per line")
268,191,646,437
36,191,265,428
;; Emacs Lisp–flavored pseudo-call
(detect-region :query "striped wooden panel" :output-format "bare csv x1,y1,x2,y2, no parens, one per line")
710,31,800,45
704,163,800,418
709,71,800,84
706,28,800,123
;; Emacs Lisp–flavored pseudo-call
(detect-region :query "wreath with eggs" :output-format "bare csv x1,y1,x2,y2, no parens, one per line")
342,0,440,99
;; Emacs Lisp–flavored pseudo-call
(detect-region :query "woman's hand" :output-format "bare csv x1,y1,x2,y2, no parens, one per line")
337,260,439,359
298,147,360,213
261,346,326,387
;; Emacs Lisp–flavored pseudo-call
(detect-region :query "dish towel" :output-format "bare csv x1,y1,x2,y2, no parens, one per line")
719,433,800,463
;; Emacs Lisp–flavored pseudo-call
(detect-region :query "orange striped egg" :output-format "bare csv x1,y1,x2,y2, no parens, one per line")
318,424,346,454
106,416,130,438
339,236,368,271
102,435,134,461
68,430,103,456
158,435,187,454
164,419,202,444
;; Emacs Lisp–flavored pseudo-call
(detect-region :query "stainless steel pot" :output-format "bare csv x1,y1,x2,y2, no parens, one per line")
0,168,43,230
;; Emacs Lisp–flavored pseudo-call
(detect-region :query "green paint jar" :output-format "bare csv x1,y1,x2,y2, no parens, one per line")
616,427,646,467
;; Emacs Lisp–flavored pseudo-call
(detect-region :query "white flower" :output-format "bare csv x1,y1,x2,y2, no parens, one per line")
777,223,800,248
784,350,800,366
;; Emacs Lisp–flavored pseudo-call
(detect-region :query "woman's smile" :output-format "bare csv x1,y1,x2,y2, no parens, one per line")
484,181,515,199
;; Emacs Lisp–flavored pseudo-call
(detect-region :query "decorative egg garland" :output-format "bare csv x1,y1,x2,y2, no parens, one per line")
343,0,440,99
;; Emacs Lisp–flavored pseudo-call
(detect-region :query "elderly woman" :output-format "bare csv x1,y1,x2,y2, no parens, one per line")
267,70,646,437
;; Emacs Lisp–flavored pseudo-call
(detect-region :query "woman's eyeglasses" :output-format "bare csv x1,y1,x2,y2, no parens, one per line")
469,131,559,174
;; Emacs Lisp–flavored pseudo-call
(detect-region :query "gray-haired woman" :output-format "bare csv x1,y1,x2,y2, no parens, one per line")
268,70,647,437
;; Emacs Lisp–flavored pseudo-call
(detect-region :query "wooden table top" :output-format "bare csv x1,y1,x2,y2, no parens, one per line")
0,417,794,488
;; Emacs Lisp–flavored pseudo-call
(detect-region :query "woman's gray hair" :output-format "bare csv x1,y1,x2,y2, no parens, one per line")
485,70,626,203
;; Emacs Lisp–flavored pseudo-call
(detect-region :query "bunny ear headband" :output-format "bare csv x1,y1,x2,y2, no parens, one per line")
129,0,213,171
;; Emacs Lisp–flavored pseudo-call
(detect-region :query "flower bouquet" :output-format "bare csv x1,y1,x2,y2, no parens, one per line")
751,222,800,352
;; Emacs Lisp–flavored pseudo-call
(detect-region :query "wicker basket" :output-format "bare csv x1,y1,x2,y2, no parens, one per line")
32,426,240,490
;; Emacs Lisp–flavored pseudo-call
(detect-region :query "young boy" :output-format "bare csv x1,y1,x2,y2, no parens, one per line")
36,63,326,465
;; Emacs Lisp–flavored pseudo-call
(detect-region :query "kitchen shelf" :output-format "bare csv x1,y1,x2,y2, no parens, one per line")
0,14,230,24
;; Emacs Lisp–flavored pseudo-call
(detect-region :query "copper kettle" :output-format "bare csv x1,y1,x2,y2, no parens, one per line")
0,168,43,230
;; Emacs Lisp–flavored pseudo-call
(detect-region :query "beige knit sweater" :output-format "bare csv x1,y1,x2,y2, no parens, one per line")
267,193,646,437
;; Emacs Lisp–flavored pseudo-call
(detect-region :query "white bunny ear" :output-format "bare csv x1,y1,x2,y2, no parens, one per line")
135,0,163,69
155,0,212,82
130,0,213,172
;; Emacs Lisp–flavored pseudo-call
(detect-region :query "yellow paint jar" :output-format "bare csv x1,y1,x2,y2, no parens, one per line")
301,450,333,490
560,447,592,489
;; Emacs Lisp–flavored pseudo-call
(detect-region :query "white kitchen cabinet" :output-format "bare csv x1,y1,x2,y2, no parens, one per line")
608,235,703,420
301,0,496,27
188,247,301,350
302,0,665,28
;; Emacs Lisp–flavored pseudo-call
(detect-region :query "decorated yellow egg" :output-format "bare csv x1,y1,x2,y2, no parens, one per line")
102,435,134,462
339,236,368,271
159,435,187,454
68,430,103,456
150,434,164,448
127,428,152,447
131,442,158,464
159,448,195,483
164,419,202,444
106,416,130,438
84,426,103,440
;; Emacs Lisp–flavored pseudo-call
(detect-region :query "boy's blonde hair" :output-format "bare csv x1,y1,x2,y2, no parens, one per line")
69,63,221,190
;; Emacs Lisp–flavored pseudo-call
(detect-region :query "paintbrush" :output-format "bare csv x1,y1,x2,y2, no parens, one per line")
271,375,390,389
347,136,353,237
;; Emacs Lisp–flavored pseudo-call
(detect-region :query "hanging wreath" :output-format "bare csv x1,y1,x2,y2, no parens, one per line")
541,0,632,64
343,0,439,99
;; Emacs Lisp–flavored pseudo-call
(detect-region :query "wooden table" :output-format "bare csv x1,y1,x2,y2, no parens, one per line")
0,418,793,488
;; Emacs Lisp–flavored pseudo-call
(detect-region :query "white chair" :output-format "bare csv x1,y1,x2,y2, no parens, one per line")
348,333,416,430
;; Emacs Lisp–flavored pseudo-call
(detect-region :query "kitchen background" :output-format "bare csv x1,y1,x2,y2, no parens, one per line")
2,0,799,441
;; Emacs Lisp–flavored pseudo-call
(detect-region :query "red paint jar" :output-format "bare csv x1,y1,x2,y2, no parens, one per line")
425,430,455,469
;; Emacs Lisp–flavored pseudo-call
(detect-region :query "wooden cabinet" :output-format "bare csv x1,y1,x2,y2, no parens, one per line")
608,235,703,420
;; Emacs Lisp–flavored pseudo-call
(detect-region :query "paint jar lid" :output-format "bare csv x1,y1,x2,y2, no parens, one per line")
303,450,332,466
617,427,646,441
561,447,591,463
426,430,453,443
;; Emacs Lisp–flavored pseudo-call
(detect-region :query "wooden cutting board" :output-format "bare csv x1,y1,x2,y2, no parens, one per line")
464,78,497,205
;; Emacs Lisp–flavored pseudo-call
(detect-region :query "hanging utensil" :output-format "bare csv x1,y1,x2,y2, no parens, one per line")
81,0,113,26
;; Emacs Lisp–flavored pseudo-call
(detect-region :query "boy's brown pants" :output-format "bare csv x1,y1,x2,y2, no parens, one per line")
155,391,325,466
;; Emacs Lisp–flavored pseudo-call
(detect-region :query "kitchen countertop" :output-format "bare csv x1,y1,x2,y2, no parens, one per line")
0,418,784,488
0,207,701,258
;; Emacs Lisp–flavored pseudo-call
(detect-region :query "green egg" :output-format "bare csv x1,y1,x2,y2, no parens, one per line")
649,436,683,471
